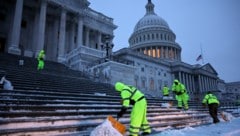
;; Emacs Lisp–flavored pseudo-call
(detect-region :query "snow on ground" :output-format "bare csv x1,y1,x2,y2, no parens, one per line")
90,119,122,136
151,117,240,136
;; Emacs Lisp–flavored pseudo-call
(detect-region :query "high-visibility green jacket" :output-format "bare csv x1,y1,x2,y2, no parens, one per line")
162,86,169,95
202,93,219,105
120,85,145,108
172,83,186,95
38,50,45,61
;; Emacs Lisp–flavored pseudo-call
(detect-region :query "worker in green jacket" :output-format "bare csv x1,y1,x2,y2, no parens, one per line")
162,85,169,96
202,91,220,123
171,79,189,110
115,82,151,136
37,50,45,70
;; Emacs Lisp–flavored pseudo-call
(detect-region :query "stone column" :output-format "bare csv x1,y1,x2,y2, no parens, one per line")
204,76,207,91
192,75,195,92
186,74,189,91
174,48,176,59
166,47,169,59
8,0,24,55
161,46,163,58
198,75,202,92
150,46,153,57
211,78,214,90
85,27,89,47
203,76,206,92
77,15,83,47
207,77,209,91
97,32,102,50
57,9,67,63
36,0,47,56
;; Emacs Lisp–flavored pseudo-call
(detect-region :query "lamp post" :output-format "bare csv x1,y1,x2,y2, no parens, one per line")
101,35,114,61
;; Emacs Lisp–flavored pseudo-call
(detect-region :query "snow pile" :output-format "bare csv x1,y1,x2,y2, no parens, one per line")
220,111,235,122
90,119,122,136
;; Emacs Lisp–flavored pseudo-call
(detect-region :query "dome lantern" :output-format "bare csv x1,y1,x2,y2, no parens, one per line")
146,0,155,15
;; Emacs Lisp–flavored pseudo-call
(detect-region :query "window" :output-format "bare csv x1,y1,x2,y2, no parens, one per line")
150,78,154,91
152,49,156,57
148,49,151,56
141,67,144,72
157,48,160,58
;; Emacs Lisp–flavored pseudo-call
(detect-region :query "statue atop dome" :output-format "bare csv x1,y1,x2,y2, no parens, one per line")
146,0,155,15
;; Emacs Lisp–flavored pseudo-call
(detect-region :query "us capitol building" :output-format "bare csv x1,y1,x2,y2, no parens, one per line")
0,0,239,101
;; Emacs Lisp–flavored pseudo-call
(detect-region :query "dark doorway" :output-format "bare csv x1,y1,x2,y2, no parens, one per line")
0,37,6,53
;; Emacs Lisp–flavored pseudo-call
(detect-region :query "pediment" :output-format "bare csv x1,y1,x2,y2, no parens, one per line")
201,63,218,74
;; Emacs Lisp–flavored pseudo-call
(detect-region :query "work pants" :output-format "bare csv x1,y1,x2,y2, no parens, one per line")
208,103,220,123
129,99,151,136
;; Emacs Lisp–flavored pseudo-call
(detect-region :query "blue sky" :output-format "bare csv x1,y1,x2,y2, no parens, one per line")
88,0,240,83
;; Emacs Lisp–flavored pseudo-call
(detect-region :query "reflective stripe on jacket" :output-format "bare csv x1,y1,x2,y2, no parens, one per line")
121,85,144,107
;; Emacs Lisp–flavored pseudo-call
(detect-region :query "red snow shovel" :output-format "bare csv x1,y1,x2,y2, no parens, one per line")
107,115,126,135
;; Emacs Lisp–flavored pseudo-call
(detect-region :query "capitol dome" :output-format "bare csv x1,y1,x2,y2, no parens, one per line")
134,13,169,32
129,0,182,61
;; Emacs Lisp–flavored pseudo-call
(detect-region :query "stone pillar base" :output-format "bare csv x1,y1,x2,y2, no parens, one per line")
8,46,21,55
24,50,33,57
57,56,66,64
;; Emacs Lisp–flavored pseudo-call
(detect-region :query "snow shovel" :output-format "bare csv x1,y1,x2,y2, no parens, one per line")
107,115,126,135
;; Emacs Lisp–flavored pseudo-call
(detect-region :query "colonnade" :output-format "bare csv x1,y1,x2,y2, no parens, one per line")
138,46,181,60
7,0,110,62
177,72,217,93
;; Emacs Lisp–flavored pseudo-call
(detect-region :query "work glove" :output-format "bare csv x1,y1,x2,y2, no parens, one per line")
117,107,127,120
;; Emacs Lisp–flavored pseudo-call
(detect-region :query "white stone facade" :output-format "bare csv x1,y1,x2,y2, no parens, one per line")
1,0,237,100
0,0,116,65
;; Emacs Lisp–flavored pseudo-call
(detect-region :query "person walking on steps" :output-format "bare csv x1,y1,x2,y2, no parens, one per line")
171,79,189,110
202,91,220,123
37,50,45,70
115,82,151,136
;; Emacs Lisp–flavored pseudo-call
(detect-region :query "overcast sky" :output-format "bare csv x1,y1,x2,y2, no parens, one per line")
88,0,240,83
